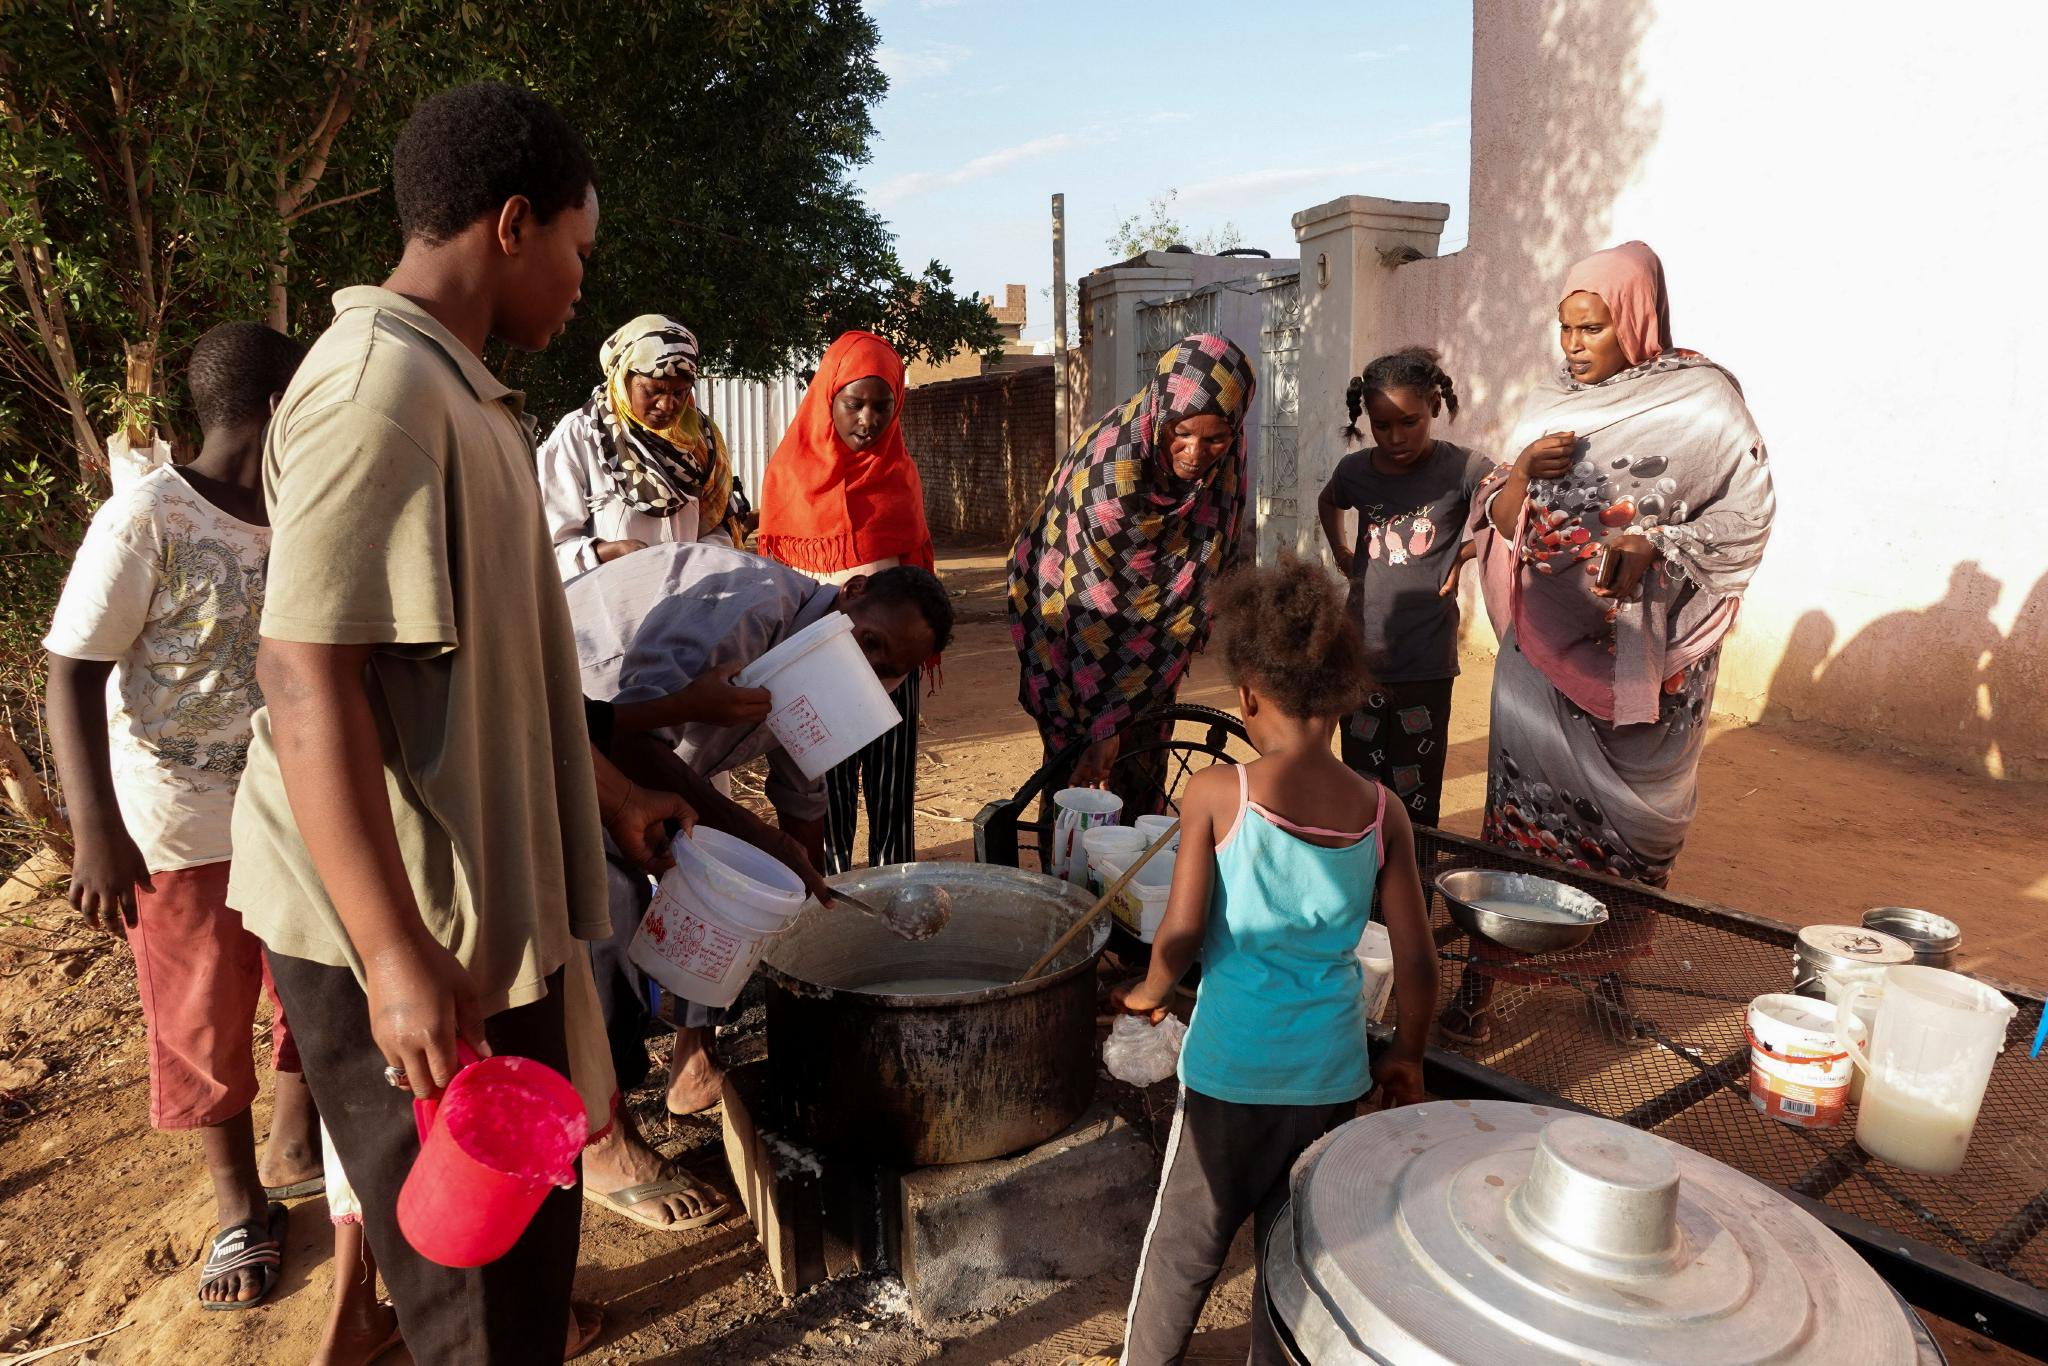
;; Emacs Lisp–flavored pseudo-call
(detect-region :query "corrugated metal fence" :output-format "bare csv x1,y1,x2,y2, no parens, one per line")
696,371,808,505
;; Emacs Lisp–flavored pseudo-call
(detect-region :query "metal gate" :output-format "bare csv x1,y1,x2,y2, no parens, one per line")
1255,273,1302,564
1135,290,1219,381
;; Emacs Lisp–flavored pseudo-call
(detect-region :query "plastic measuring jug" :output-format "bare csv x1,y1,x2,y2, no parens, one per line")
1835,965,2015,1176
398,1043,585,1267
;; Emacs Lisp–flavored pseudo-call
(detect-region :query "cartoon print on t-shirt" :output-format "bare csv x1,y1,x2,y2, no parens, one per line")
1358,504,1439,571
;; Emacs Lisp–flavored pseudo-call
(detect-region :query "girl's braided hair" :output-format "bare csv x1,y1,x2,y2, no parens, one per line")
1342,345,1460,440
1213,553,1372,720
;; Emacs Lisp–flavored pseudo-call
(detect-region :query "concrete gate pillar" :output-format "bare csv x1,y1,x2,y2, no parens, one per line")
1083,264,1192,418
1289,196,1451,564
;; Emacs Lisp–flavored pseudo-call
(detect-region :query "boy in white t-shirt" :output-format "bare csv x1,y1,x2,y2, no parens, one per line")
44,322,319,1311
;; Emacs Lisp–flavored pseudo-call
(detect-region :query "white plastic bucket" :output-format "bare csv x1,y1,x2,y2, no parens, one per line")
1134,815,1179,852
629,828,807,1009
735,614,900,781
1097,850,1173,942
1746,993,1856,1130
1082,825,1145,895
1050,787,1123,884
1356,921,1395,1022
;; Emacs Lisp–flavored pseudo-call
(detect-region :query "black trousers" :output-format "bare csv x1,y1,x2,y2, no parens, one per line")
1122,1086,1357,1366
824,673,920,873
1339,675,1455,828
267,954,580,1365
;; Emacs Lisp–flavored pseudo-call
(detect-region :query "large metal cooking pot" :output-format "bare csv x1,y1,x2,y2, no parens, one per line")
759,862,1107,1166
1262,1101,1939,1363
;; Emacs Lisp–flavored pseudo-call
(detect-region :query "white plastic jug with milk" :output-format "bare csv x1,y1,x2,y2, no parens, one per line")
1835,965,2016,1176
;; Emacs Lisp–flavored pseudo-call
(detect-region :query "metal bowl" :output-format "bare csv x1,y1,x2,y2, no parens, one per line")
1435,868,1608,955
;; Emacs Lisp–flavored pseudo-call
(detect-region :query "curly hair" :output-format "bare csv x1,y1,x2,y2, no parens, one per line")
1342,345,1459,440
864,564,955,654
393,82,596,245
186,322,306,433
1212,554,1372,719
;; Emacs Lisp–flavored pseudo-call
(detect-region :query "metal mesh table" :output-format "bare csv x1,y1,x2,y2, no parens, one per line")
1407,827,2048,1350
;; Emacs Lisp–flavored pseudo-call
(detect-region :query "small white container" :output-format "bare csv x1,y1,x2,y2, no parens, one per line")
735,613,901,780
1050,787,1123,885
629,828,808,1008
1356,920,1395,1022
1097,850,1173,942
1133,814,1180,852
1746,993,1856,1130
1082,825,1145,894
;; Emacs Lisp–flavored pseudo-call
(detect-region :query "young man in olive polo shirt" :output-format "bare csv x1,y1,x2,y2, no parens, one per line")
228,83,675,1360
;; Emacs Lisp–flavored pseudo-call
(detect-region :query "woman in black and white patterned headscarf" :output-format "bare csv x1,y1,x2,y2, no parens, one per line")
538,313,749,580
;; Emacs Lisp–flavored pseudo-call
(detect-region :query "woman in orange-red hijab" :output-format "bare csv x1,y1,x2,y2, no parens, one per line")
759,331,936,873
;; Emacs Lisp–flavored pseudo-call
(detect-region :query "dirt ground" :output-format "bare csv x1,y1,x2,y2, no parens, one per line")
1,545,2041,1364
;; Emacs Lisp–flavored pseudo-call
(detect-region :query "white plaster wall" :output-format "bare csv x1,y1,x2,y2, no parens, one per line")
1364,0,2048,776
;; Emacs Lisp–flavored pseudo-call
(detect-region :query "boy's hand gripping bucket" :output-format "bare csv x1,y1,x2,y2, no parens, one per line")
735,613,900,780
398,1042,585,1267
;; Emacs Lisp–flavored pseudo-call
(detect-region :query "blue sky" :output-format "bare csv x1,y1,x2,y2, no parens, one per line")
858,0,1474,341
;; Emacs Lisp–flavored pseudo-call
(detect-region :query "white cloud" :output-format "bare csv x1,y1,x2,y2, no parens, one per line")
1173,158,1410,208
875,41,972,83
1403,116,1469,138
1347,43,1411,62
870,131,1108,207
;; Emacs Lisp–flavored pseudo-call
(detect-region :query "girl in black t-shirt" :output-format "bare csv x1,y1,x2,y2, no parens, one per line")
1316,347,1498,827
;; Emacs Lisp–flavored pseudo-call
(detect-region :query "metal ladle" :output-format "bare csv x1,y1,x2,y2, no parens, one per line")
836,881,954,942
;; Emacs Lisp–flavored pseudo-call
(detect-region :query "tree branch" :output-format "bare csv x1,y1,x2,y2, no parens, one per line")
277,9,373,218
281,182,380,224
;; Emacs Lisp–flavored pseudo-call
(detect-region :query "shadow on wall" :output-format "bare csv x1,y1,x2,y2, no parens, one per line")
1759,565,2048,779
1378,0,1662,457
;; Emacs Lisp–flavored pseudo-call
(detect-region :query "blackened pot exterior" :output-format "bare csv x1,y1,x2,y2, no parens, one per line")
760,862,1107,1167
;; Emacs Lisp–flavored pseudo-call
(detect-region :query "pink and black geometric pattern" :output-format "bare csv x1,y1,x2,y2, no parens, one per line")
1007,333,1257,748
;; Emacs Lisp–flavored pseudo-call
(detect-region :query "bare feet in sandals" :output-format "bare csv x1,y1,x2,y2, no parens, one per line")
665,1026,724,1116
313,1223,400,1366
199,1202,287,1309
258,1071,325,1199
567,1301,604,1358
583,1116,732,1231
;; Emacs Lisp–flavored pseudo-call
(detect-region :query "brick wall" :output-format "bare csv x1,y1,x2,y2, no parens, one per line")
903,365,1058,544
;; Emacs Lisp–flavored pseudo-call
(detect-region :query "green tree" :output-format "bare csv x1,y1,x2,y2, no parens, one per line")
1106,189,1244,260
0,0,997,857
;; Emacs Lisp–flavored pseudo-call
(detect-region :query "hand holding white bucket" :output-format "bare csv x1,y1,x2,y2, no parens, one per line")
735,614,901,781
629,827,808,1009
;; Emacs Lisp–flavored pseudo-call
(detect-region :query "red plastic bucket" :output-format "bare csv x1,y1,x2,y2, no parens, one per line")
397,1044,585,1267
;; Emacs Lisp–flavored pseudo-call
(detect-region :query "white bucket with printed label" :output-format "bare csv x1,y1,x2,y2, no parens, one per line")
1050,787,1123,885
1096,849,1173,942
735,613,901,781
629,828,808,1009
1082,825,1145,895
1746,993,1858,1130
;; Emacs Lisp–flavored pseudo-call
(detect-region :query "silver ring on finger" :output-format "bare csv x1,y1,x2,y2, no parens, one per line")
382,1064,410,1090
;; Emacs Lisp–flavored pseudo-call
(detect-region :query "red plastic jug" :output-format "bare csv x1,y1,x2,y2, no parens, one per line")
397,1042,585,1267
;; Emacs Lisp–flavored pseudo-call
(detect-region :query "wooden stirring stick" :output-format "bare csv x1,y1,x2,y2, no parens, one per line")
1017,820,1181,983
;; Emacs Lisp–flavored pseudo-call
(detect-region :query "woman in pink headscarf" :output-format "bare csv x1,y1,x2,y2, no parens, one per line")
1441,242,1774,1043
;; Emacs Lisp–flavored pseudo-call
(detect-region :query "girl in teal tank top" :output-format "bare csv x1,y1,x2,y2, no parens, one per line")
1103,555,1438,1366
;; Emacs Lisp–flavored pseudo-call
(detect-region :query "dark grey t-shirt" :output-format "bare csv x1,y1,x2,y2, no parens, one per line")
1325,440,1496,682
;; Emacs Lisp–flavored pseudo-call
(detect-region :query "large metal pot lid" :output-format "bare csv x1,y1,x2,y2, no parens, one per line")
1290,1101,1917,1363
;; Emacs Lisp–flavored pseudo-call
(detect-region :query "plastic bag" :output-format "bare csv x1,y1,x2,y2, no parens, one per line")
1103,1013,1188,1087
